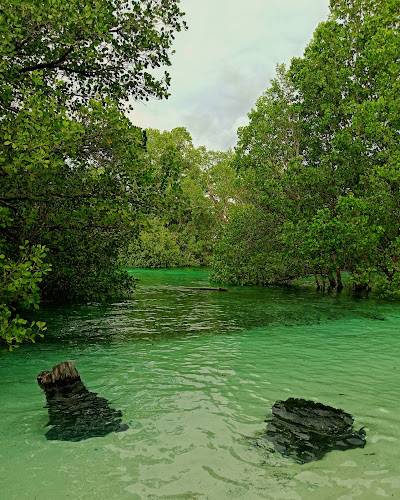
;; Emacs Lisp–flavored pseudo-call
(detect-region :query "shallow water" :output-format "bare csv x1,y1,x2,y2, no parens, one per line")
1,267,400,499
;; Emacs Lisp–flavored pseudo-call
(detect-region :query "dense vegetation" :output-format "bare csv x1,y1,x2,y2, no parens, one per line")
213,0,400,294
0,0,185,348
119,128,238,268
1,0,399,350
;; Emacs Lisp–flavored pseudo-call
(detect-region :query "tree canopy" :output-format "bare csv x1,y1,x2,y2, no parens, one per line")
0,0,186,349
2,0,400,350
0,0,185,106
119,127,238,268
213,0,400,294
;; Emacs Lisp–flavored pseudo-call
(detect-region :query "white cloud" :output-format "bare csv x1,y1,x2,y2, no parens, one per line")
128,0,330,151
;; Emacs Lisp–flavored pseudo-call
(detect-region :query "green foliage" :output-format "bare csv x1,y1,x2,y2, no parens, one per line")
212,206,275,284
0,0,185,348
1,84,149,300
123,219,182,268
212,205,309,285
234,64,300,187
120,128,239,269
0,239,50,350
289,0,400,292
214,0,400,294
0,0,186,107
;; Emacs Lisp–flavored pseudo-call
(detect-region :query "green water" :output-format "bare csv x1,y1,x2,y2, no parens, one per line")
1,268,400,499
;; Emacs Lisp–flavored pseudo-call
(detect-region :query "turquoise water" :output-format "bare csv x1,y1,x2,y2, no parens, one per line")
1,268,400,499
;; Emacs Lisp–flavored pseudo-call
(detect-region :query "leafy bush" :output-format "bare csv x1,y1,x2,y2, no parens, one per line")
0,241,50,350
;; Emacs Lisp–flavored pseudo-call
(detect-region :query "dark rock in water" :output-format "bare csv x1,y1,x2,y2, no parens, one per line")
37,361,128,441
264,398,366,463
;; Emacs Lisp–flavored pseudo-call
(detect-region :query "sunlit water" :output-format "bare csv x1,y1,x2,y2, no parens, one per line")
1,268,400,499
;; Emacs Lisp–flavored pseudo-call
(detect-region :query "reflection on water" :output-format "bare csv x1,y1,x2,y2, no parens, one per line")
0,267,400,499
42,381,128,442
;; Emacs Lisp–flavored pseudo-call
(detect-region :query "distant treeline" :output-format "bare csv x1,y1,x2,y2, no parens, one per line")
118,128,238,269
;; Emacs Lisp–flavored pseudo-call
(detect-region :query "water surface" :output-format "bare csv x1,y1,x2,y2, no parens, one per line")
1,268,399,499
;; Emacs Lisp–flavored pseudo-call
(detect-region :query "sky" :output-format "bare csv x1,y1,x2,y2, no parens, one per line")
129,0,330,152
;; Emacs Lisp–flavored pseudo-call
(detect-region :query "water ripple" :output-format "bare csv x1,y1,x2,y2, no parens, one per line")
1,268,400,498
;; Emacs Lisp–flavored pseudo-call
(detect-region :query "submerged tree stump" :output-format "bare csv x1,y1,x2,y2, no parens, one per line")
263,398,366,463
37,360,128,441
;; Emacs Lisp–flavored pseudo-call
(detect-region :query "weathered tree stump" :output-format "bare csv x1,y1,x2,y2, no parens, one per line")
37,360,81,390
37,360,128,441
263,398,366,463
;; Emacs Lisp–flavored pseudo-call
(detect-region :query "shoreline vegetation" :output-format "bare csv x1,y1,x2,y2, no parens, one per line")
2,0,400,349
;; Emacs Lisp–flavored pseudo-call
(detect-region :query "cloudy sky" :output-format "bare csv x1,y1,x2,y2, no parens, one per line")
129,0,330,151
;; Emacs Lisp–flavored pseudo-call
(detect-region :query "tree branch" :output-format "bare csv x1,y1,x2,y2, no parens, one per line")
19,45,75,73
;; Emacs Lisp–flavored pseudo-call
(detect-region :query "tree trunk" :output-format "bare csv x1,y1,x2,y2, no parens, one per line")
336,268,343,290
354,283,371,292
327,271,337,289
312,269,321,290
